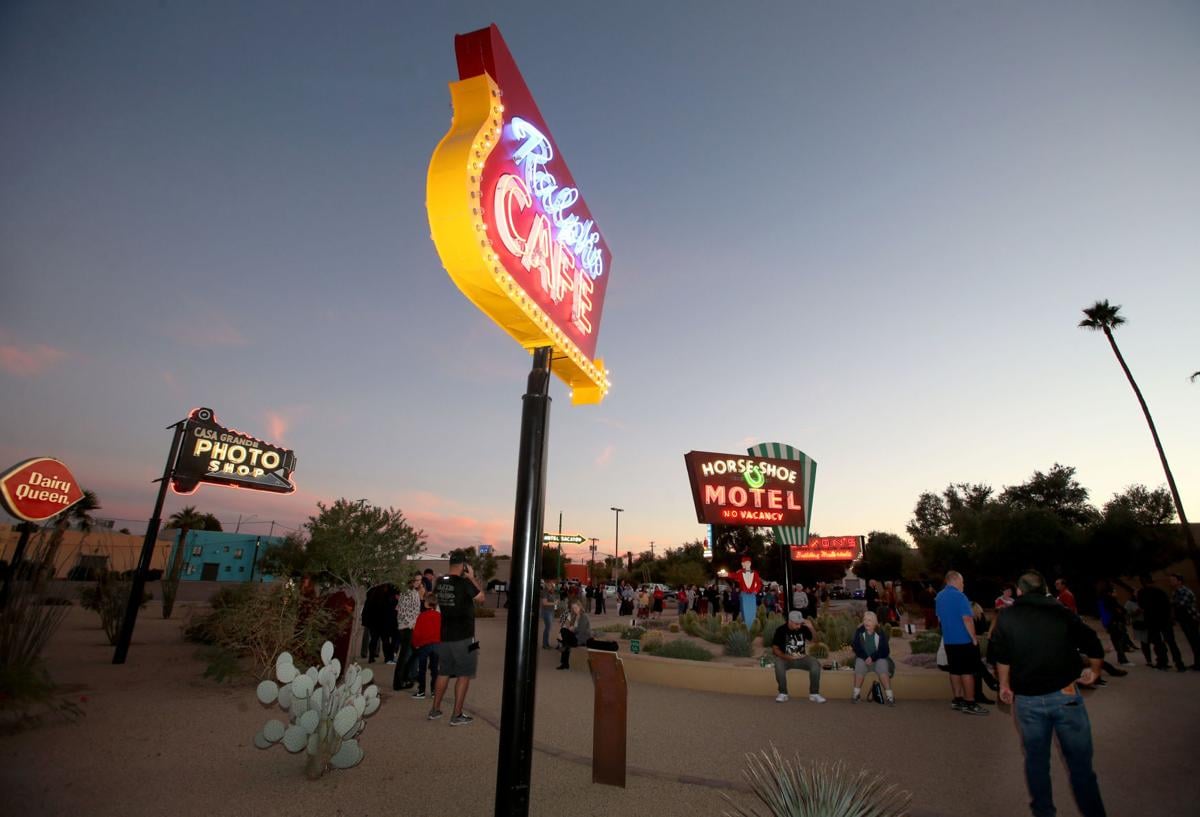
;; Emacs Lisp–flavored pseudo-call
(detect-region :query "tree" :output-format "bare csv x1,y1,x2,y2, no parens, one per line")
38,488,101,584
664,560,709,589
257,532,311,579
853,531,908,581
540,546,568,581
1080,300,1197,573
998,464,1099,527
1104,485,1176,526
161,505,216,618
451,546,497,585
304,499,426,653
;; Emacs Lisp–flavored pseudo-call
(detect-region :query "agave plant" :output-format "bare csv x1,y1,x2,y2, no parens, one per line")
254,641,380,778
724,747,911,817
725,627,753,658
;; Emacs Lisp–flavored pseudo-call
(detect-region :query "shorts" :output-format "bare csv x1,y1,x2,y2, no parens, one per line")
944,642,979,676
435,638,478,678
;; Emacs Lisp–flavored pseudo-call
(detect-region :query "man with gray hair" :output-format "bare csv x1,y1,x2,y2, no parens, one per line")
991,570,1106,817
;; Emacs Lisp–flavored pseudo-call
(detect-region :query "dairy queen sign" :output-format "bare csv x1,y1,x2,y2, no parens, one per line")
0,457,86,522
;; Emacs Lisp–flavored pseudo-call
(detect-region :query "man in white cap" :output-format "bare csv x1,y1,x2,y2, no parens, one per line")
771,610,826,703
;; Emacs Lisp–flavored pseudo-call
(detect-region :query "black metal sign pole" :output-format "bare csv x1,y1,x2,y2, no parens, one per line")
0,521,38,609
495,347,552,817
113,419,185,664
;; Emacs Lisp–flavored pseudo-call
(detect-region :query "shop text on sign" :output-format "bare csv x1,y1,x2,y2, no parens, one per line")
0,458,86,523
684,450,807,527
171,408,297,495
427,24,611,404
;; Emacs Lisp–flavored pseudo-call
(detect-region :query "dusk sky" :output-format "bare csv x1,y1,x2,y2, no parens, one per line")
2,1,1197,563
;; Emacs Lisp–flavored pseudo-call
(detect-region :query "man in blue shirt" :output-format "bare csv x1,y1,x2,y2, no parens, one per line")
935,570,988,716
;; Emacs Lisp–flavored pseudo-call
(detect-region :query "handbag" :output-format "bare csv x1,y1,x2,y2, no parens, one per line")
936,638,948,669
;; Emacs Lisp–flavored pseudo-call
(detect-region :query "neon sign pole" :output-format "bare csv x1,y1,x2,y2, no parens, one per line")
113,419,186,664
427,24,614,817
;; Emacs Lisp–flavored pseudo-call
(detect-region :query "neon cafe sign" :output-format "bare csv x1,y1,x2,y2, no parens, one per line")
427,24,612,404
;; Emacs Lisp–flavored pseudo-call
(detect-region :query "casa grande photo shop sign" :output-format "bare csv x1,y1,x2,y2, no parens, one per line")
171,407,297,495
0,457,85,522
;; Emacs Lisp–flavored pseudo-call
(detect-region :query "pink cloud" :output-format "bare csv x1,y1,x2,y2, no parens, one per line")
0,341,67,376
265,411,289,442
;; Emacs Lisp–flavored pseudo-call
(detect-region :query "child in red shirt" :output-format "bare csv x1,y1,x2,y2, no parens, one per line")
409,593,441,700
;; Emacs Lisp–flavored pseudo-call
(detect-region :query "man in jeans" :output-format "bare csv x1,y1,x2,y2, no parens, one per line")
935,570,988,715
992,570,1107,817
540,580,558,650
771,611,826,703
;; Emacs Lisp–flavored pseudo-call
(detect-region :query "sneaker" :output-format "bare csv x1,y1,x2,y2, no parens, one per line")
427,709,443,721
960,702,990,716
951,697,966,711
411,690,426,700
1119,661,1136,667
885,695,896,707
775,693,789,703
851,691,861,704
385,660,396,665
449,713,474,726
808,694,827,704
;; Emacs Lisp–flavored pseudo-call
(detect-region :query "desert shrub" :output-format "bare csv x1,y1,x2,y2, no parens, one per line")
620,626,646,640
648,639,713,662
681,611,700,636
725,628,753,657
723,746,910,817
668,622,679,633
187,584,343,681
760,614,784,654
79,572,151,645
0,577,80,727
638,632,665,653
808,643,830,659
910,630,941,655
597,622,625,633
814,611,856,651
904,653,940,669
887,626,904,639
687,615,729,644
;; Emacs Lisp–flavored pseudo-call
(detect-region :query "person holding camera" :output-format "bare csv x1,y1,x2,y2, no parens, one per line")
430,552,485,726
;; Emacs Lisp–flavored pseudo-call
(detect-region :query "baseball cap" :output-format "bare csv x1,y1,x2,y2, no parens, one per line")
788,611,804,623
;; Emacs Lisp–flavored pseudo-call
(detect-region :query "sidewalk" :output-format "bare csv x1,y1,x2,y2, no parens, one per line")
3,605,1198,816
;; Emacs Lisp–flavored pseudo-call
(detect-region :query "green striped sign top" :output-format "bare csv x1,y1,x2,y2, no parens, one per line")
746,442,817,547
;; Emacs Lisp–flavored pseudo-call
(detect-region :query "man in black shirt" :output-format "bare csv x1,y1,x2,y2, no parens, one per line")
770,611,826,703
1138,574,1186,671
991,570,1106,817
430,552,484,726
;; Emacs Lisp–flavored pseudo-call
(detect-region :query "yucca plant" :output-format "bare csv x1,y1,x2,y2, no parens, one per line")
724,746,911,817
760,614,785,653
725,627,753,657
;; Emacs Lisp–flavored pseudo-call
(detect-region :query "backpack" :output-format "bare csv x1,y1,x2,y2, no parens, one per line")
868,680,885,704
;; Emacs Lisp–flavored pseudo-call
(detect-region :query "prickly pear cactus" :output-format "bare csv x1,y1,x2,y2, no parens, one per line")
254,641,381,778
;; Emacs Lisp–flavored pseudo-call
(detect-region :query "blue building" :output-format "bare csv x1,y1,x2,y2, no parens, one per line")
167,529,287,582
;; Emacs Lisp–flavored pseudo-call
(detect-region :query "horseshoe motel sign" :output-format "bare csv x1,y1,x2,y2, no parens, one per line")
426,24,612,403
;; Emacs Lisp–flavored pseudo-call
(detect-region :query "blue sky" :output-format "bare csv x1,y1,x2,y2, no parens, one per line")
2,1,1197,561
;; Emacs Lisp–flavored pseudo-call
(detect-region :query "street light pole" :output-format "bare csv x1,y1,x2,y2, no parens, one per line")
610,507,623,587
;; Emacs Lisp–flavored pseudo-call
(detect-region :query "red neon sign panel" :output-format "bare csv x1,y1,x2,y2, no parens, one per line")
790,536,862,562
456,26,611,361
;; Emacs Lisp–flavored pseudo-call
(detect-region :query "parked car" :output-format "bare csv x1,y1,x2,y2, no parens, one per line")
851,588,865,600
828,585,851,600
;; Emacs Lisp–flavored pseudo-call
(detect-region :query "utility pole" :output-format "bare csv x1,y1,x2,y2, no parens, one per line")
610,507,623,587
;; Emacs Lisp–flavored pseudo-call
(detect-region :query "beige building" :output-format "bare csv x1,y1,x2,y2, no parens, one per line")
1,525,174,577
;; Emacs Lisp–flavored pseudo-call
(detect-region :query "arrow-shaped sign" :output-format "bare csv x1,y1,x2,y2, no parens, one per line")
542,533,587,545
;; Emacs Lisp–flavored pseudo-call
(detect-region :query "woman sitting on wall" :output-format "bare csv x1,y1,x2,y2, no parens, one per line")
851,611,895,705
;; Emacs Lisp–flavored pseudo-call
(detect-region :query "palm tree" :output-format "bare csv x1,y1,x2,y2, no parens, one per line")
37,488,101,583
1080,300,1197,571
162,505,210,617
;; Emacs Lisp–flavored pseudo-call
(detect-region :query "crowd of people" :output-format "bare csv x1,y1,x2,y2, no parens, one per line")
359,556,1200,816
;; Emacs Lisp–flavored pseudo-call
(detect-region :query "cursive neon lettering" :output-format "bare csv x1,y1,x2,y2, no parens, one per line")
509,116,604,280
